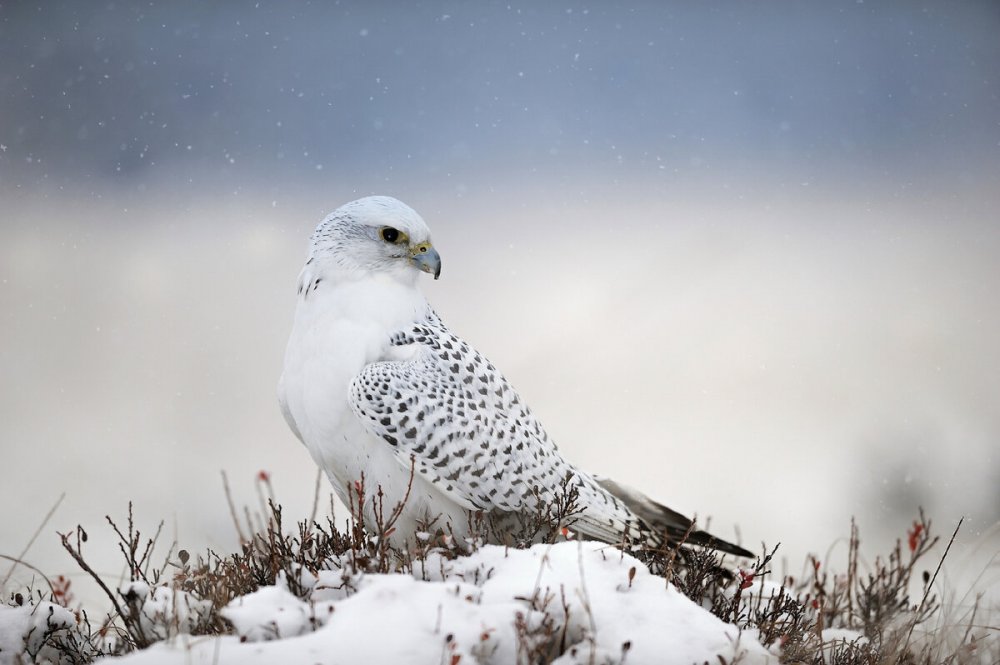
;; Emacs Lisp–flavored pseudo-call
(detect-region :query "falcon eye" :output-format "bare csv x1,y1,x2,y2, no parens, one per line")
380,227,400,243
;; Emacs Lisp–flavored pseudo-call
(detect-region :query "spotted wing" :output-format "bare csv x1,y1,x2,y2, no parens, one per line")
347,315,648,544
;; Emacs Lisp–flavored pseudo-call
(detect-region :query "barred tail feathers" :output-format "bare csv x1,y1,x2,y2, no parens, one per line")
592,476,753,558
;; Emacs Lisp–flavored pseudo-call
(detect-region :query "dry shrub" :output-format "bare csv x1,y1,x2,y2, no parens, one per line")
3,477,995,665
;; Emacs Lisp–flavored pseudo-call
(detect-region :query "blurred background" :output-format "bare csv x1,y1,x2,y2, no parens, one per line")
2,1,998,608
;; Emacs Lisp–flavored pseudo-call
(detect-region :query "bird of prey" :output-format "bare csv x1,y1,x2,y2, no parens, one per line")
279,196,751,557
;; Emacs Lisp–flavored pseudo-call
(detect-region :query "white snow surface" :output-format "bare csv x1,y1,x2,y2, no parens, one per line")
0,601,77,665
120,582,213,641
85,541,775,665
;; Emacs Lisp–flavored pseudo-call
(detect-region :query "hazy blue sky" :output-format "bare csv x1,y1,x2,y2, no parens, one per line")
2,1,998,195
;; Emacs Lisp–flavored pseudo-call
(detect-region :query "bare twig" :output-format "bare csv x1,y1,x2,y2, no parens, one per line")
0,554,57,595
220,471,247,544
1,492,65,589
919,517,963,615
575,539,598,648
897,517,964,660
58,531,127,626
309,467,323,525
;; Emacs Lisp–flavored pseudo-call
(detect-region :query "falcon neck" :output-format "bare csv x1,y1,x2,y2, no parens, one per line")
296,263,431,330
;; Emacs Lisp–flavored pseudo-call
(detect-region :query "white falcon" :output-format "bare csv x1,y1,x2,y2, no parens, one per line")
279,196,750,557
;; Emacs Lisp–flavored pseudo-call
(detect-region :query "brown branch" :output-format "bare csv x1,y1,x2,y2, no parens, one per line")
58,531,127,624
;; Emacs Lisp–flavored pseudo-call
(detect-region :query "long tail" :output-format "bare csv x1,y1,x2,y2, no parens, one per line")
593,476,754,558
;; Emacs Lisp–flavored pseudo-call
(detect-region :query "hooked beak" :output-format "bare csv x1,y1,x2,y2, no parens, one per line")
409,242,442,280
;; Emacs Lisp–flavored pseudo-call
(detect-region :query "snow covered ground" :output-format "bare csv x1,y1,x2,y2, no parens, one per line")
1,541,787,665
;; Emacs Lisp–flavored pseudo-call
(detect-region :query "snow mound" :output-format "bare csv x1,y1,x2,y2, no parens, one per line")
121,582,212,640
0,601,78,665
96,541,774,665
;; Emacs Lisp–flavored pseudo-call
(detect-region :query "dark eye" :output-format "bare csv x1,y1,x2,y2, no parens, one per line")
380,227,400,243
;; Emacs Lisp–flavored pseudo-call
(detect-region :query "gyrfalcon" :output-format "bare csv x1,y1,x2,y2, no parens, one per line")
279,196,751,557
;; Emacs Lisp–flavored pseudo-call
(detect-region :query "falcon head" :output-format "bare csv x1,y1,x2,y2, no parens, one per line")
310,196,441,281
